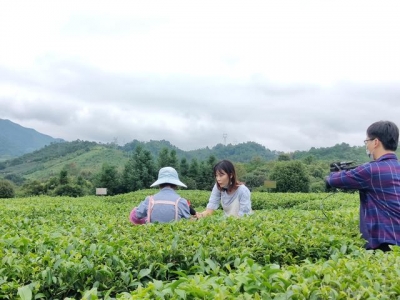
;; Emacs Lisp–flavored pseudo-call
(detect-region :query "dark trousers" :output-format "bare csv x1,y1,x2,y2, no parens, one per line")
369,243,393,252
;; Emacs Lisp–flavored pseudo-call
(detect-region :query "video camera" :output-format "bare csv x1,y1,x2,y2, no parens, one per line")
329,161,359,172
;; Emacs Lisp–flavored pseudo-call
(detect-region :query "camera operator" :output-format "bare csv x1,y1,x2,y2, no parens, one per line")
326,120,400,252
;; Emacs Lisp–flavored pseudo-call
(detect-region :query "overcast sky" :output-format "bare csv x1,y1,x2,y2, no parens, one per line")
1,1,400,152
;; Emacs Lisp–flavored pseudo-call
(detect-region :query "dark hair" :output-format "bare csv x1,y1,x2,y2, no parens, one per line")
159,183,177,189
213,160,242,192
367,120,399,151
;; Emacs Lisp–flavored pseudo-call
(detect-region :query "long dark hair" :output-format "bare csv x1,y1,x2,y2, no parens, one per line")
213,160,242,193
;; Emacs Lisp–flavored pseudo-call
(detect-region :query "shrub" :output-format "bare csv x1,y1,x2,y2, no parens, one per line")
53,184,84,197
0,179,15,198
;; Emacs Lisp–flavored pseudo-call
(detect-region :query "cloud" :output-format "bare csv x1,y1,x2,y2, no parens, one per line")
0,1,400,152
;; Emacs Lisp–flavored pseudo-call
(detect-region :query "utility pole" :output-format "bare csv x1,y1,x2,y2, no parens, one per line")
223,133,227,145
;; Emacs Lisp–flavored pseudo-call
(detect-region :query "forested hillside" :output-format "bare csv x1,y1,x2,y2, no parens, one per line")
0,118,64,159
122,140,280,162
0,137,388,200
0,140,277,183
1,138,374,183
292,142,372,164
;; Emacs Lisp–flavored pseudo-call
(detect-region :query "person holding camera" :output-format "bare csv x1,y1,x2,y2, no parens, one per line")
196,160,253,219
326,120,400,252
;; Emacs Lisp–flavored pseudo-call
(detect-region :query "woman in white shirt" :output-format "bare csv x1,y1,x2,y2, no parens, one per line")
197,160,253,218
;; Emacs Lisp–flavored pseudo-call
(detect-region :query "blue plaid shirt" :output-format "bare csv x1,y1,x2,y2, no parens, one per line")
327,153,400,249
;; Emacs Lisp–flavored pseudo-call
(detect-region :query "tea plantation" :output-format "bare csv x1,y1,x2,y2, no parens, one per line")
1,191,400,299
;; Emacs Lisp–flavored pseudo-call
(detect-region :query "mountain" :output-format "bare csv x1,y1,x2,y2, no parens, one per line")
122,139,280,162
2,120,393,184
0,139,281,182
0,119,64,159
292,142,370,164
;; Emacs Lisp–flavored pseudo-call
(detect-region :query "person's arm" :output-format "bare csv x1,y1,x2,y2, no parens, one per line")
196,208,215,218
178,198,191,219
186,200,197,215
135,196,150,219
326,163,372,190
197,184,220,218
237,185,252,217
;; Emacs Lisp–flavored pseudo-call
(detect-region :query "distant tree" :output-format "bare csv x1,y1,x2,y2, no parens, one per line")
123,146,157,192
310,180,326,192
270,161,310,192
22,180,46,196
308,165,325,179
45,177,59,192
158,148,170,169
187,158,200,189
199,155,218,190
247,156,264,172
62,162,80,177
179,158,189,177
76,175,85,186
198,161,212,190
59,170,69,185
278,154,291,161
303,155,316,165
4,174,25,186
242,172,266,190
234,162,247,182
0,179,15,198
98,164,120,195
53,184,84,197
169,149,179,170
75,175,93,195
207,155,217,169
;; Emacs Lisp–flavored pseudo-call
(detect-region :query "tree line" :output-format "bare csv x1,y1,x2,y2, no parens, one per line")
0,147,335,198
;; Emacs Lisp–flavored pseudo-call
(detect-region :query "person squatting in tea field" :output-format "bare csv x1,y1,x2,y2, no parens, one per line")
196,159,253,219
129,166,196,224
326,120,400,252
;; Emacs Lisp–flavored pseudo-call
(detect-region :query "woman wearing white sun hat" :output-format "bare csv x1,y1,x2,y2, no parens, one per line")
129,166,193,224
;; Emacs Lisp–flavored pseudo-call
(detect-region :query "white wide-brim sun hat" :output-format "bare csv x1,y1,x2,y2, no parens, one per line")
150,166,187,188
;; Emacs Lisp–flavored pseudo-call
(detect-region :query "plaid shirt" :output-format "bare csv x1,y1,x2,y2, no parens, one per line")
327,153,400,249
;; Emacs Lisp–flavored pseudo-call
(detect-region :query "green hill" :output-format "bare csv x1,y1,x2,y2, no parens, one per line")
2,134,396,185
0,141,128,181
292,142,400,165
122,139,280,162
0,118,64,159
0,139,281,182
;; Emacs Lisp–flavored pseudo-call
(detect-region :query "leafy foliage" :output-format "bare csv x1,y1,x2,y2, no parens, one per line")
53,184,84,197
96,164,121,196
270,161,310,192
0,179,15,198
2,191,399,299
122,146,157,192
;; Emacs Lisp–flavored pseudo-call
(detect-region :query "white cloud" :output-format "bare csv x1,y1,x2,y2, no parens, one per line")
1,0,400,152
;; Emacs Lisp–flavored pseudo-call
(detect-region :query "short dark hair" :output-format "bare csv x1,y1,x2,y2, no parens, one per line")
367,120,399,151
159,183,177,189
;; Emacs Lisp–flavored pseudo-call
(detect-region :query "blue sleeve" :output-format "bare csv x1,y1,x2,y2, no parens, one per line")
206,183,221,210
238,185,252,217
178,198,191,219
327,163,372,190
135,196,150,219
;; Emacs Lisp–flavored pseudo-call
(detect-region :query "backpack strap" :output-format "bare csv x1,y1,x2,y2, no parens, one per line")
147,197,182,222
147,196,155,223
174,197,181,220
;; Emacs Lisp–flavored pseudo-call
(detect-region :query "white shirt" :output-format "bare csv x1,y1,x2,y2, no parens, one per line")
206,183,252,217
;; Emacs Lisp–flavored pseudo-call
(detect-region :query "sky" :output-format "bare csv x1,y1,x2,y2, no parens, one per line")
1,1,400,152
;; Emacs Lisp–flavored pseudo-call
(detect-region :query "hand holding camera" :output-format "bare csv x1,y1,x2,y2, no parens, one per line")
329,161,359,172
